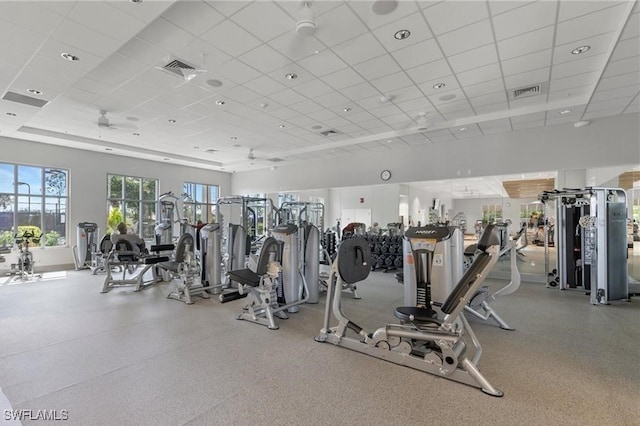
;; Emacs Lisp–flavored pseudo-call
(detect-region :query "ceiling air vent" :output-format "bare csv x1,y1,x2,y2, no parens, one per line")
319,129,340,136
156,56,206,81
509,82,547,100
2,91,49,108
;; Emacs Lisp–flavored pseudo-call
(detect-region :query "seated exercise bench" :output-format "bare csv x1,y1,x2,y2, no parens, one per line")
316,225,505,397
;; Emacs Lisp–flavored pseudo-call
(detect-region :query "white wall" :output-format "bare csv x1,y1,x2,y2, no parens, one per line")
0,136,231,270
231,113,640,194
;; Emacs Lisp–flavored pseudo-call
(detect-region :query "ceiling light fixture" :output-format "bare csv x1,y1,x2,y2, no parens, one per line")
285,73,298,80
163,158,170,161
205,79,223,88
574,120,591,128
343,107,351,112
61,52,79,61
6,112,17,117
394,29,411,40
379,95,394,103
559,109,572,115
311,125,322,130
260,103,268,108
433,83,445,89
371,0,398,15
132,132,140,136
279,124,286,128
27,89,43,95
126,116,139,122
230,136,238,140
459,127,467,131
439,94,456,101
215,100,225,106
571,45,590,55
168,119,176,123
105,148,113,151
130,0,143,3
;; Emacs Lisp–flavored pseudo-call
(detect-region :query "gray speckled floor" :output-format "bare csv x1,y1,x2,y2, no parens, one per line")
0,264,639,426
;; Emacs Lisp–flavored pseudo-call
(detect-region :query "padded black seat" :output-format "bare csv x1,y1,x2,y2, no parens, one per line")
157,234,193,272
226,237,280,287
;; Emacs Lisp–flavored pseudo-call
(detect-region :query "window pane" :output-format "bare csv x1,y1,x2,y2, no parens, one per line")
108,175,122,198
125,177,140,200
45,169,67,196
0,163,13,193
141,202,156,239
44,196,65,246
142,178,156,201
124,201,139,229
209,186,218,204
17,165,42,196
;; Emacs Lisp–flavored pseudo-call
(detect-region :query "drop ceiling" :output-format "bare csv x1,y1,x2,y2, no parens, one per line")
0,0,638,173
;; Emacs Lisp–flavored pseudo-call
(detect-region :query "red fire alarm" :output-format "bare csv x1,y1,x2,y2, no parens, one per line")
359,197,364,203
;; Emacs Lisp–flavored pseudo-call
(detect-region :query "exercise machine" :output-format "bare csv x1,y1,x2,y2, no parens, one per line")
160,233,213,305
540,187,634,303
72,222,99,270
228,226,310,329
11,230,41,281
155,192,189,245
404,224,520,330
316,226,505,396
101,240,170,293
90,234,113,275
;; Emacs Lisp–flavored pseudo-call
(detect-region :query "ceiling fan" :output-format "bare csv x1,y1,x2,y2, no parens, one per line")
96,110,136,131
247,148,256,161
400,112,429,131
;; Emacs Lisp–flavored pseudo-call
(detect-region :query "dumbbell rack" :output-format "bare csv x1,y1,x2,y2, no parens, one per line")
367,234,403,272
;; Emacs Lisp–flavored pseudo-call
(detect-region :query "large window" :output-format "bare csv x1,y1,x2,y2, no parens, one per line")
0,163,68,247
183,182,218,224
107,174,157,239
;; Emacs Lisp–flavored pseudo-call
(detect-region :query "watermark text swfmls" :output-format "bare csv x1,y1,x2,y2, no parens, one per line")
4,409,69,421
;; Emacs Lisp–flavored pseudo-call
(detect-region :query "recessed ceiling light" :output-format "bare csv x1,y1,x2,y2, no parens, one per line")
105,148,113,151
313,50,320,54
205,79,223,88
6,112,17,117
571,45,590,55
343,107,351,112
433,83,445,89
574,120,591,128
279,124,285,128
260,103,268,108
215,100,225,106
132,132,140,136
168,119,176,123
386,139,392,143
311,125,322,130
194,146,199,149
130,0,143,3
27,89,43,95
380,95,394,103
230,136,237,140
61,52,79,61
394,29,411,40
418,126,428,131
371,0,398,15
459,127,467,131
285,73,297,80
559,109,572,115
439,94,456,101
126,116,139,122
163,158,170,161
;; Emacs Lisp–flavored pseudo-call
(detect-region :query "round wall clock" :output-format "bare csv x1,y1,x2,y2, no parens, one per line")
380,169,392,181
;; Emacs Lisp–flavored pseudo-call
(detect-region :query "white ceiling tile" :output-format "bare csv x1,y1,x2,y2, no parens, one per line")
368,103,404,118
391,38,443,69
268,32,326,61
238,44,292,73
277,1,343,20
434,99,472,113
474,102,509,115
286,115,317,128
497,26,554,60
603,55,640,78
136,18,199,54
504,67,550,90
0,1,65,36
405,59,453,84
448,44,498,74
555,4,629,46
314,91,351,108
369,72,413,94
204,1,253,18
456,62,502,87
550,70,599,92
598,72,640,90
591,84,640,103
427,88,465,106
269,107,299,120
437,19,494,56
620,10,639,40
551,53,608,80
510,111,546,123
217,59,262,84
297,50,348,77
463,78,506,98
425,0,489,35
241,76,285,97
373,12,434,52
582,108,626,120
268,89,307,106
346,110,376,123
118,37,170,67
67,2,146,42
200,19,262,57
553,32,619,64
513,120,545,130
624,100,640,114
322,67,366,90
469,91,508,108
51,19,123,58
382,113,411,126
293,79,334,98
230,1,293,41
502,50,552,76
349,0,420,30
479,117,512,128
352,55,402,81
588,96,636,112
340,82,381,101
330,33,387,66
418,75,461,96
559,1,625,22
547,85,593,102
391,85,430,104
220,85,262,104
429,134,457,143
493,1,557,41
610,37,640,61
315,4,369,47
489,1,535,16
180,38,232,69
394,98,434,115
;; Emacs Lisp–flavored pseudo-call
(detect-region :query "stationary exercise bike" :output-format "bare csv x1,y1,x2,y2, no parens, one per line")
11,230,41,280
